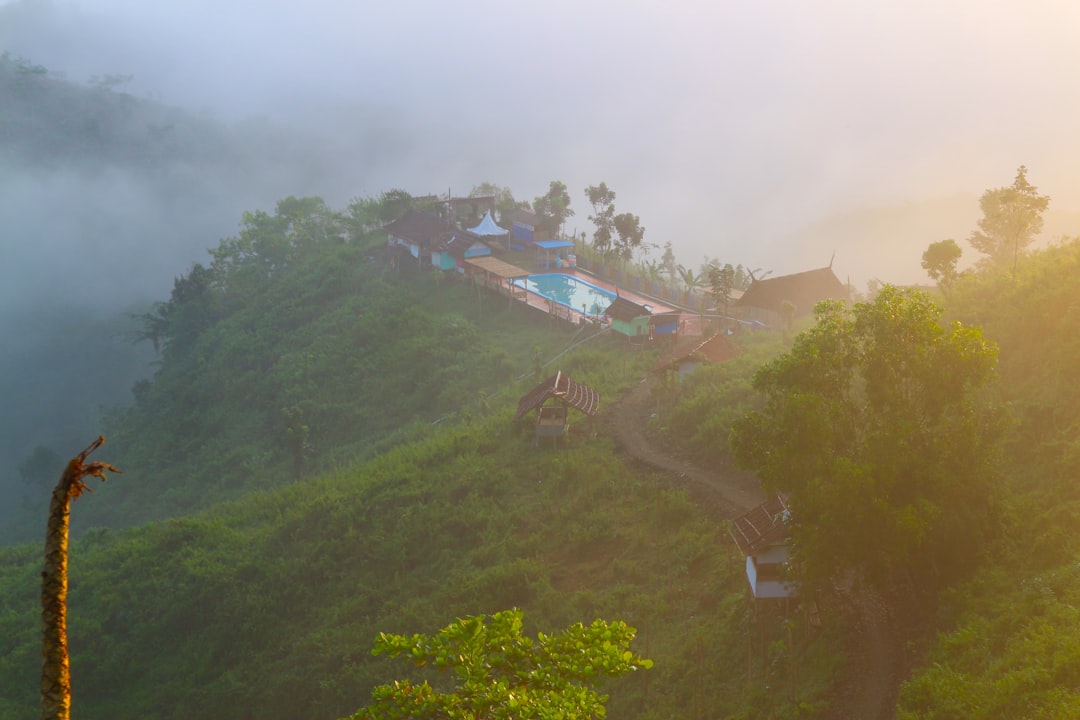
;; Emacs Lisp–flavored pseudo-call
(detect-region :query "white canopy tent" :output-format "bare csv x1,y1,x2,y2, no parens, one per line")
468,211,510,249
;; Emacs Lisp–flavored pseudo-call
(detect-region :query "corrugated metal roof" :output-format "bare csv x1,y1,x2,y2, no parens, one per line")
729,496,791,555
604,296,651,323
514,371,601,420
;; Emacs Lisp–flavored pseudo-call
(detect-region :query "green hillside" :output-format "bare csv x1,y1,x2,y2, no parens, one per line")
1,416,843,719
4,69,1080,717
0,187,848,719
2,195,597,543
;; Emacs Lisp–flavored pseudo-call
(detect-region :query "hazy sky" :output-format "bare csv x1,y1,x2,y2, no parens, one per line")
4,0,1080,285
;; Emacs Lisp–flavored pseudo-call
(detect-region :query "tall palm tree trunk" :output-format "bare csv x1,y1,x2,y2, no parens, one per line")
41,436,119,720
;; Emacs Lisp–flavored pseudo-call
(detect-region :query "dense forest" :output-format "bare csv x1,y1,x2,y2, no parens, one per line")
0,49,393,531
5,51,1080,720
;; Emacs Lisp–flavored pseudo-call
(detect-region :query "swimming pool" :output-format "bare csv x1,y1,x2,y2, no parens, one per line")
514,273,616,315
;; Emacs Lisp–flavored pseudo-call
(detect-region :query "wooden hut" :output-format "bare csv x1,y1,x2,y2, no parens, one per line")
514,371,600,446
384,209,451,268
729,496,797,600
737,265,848,326
604,295,652,341
652,332,742,382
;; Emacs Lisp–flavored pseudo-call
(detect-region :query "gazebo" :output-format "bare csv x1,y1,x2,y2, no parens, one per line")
534,239,576,269
514,371,600,447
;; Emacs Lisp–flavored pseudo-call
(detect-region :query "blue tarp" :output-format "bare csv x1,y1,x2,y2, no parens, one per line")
468,211,508,236
512,221,533,242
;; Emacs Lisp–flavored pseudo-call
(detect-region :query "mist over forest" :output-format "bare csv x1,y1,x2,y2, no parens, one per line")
3,0,1080,520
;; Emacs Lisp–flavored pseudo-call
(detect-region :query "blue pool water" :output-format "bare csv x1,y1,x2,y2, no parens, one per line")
514,273,616,315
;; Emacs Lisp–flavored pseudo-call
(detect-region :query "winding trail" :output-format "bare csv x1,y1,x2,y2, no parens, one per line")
604,373,902,720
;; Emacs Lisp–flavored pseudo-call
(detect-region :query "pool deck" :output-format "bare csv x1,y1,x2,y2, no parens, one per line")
513,268,704,334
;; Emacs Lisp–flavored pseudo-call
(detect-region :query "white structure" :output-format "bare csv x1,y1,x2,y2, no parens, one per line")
729,496,797,599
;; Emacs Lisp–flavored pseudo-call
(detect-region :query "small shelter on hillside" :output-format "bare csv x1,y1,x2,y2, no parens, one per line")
468,211,509,250
384,209,451,267
729,496,796,600
432,231,492,271
652,332,742,382
737,265,848,324
604,295,653,340
514,371,600,446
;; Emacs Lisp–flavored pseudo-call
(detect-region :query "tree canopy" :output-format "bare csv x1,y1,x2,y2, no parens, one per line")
584,183,616,252
533,181,573,236
612,212,645,261
968,165,1049,273
731,287,1003,592
921,239,963,297
344,609,651,720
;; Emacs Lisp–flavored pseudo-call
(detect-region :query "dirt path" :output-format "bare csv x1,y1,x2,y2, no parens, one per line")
604,375,765,515
604,374,901,720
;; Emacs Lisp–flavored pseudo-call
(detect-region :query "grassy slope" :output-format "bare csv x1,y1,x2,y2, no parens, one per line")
0,227,847,718
0,412,844,720
894,240,1080,718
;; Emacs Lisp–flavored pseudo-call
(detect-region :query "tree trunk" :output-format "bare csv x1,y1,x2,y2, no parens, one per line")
41,462,75,720
41,437,119,720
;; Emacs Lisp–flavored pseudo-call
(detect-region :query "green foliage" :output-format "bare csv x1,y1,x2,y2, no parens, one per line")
731,287,1003,593
654,331,783,467
470,182,520,225
921,239,963,297
884,237,1080,716
27,193,618,536
533,181,574,236
345,609,651,720
585,182,617,253
967,165,1050,273
612,212,646,262
0,415,816,720
707,263,737,315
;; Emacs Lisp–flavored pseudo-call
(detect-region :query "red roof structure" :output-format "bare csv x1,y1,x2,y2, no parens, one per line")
652,332,742,372
737,266,847,318
514,371,601,421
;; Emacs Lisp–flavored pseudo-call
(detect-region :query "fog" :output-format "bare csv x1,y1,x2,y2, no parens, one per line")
7,0,1080,284
3,0,1080,525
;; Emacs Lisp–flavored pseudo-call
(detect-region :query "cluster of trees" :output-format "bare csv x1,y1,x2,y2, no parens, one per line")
583,182,647,261
651,164,1080,716
472,178,651,265
922,165,1052,293
731,287,1001,593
